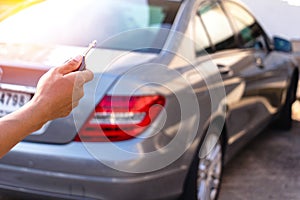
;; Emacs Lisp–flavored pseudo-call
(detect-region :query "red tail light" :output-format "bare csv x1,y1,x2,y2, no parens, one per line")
75,95,165,142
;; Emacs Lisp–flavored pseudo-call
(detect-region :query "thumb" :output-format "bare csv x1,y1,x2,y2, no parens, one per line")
58,55,82,75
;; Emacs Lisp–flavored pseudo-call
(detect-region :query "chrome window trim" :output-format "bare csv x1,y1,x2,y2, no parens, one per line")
0,83,36,94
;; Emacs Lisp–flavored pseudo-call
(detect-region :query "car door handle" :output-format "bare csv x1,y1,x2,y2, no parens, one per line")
217,64,232,75
255,56,264,69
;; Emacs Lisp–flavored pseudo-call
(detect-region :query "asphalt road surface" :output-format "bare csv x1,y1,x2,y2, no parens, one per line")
219,101,300,200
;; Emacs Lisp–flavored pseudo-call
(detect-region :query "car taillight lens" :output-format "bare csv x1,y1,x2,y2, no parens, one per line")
75,95,165,142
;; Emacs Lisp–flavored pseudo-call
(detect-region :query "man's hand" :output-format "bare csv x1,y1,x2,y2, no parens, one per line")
0,56,94,158
32,55,94,122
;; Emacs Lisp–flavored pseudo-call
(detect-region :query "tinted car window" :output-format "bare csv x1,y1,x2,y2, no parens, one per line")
198,2,236,52
0,0,180,53
224,1,265,48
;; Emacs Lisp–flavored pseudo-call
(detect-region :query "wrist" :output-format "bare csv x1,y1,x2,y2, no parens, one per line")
22,97,50,131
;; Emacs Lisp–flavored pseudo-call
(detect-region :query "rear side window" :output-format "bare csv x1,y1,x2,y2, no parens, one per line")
198,2,236,52
194,14,212,54
224,1,264,48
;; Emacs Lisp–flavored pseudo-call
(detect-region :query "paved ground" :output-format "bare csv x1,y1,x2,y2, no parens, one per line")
219,101,300,200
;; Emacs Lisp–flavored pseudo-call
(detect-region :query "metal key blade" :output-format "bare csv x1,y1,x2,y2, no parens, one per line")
78,40,97,71
82,40,97,57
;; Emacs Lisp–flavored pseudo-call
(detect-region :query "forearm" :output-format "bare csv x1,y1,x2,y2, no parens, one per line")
0,100,47,158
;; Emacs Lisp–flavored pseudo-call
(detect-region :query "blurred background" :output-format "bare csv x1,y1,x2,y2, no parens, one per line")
241,0,300,39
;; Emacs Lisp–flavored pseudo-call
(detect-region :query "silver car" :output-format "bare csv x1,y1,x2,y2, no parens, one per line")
0,0,298,199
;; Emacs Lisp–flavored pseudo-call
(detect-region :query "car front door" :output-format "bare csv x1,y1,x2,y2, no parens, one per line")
222,0,292,137
194,0,279,151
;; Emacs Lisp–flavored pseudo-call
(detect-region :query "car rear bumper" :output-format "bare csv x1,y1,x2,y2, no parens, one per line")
0,162,185,200
0,142,189,200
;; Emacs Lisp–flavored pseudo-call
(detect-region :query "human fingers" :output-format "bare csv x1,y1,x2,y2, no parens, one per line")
72,86,85,102
80,69,94,82
65,69,94,86
57,55,83,75
72,101,79,109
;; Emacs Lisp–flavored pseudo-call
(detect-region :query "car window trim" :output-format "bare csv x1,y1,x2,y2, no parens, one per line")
196,1,238,54
195,10,214,54
222,0,272,52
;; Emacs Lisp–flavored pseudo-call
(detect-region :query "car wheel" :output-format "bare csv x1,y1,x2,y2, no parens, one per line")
275,77,297,130
181,130,223,200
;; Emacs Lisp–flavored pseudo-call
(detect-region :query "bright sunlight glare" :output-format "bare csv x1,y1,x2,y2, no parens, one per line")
282,0,300,6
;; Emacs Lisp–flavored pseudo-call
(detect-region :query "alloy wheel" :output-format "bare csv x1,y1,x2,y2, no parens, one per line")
197,135,222,200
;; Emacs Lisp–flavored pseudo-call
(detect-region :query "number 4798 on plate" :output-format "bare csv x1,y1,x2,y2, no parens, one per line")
0,90,32,118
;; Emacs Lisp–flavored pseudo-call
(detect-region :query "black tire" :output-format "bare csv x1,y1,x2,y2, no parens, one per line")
274,77,297,130
180,129,223,200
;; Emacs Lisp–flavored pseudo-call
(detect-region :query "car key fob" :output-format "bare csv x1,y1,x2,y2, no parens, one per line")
77,40,97,71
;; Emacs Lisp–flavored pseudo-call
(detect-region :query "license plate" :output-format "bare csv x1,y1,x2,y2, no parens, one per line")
0,90,32,117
